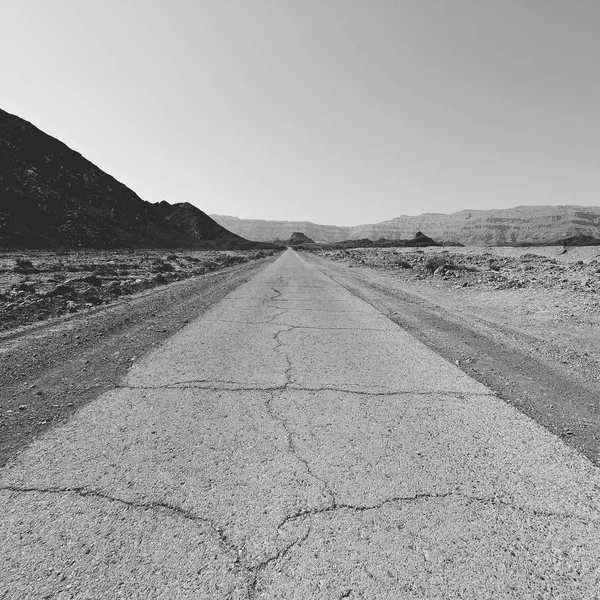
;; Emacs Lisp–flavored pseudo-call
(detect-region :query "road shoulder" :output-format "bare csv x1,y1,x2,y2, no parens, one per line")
0,256,277,467
303,251,600,466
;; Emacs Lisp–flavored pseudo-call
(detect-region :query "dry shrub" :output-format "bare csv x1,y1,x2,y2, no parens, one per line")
395,259,412,269
152,261,175,273
425,256,447,274
15,257,33,269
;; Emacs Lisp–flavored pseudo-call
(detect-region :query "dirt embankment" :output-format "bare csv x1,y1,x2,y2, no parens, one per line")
0,255,278,467
303,247,600,466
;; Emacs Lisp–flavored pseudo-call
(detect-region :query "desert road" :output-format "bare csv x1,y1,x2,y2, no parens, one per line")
2,248,600,599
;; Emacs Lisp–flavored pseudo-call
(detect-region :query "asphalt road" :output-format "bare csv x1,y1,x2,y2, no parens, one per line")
2,248,600,599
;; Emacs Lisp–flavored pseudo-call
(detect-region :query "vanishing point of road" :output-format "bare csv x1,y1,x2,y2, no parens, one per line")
2,249,600,598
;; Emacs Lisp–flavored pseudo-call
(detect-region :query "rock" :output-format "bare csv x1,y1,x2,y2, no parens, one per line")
82,275,102,286
78,283,103,304
394,259,412,269
16,281,36,293
46,284,76,298
106,282,122,295
433,264,460,276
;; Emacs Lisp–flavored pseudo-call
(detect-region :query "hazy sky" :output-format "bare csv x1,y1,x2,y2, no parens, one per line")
3,1,599,226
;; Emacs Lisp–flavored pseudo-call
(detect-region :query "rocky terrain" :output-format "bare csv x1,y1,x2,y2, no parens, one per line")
212,205,600,245
0,249,277,331
311,245,600,294
0,108,270,249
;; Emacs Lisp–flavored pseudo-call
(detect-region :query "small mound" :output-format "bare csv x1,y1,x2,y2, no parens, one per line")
286,232,315,245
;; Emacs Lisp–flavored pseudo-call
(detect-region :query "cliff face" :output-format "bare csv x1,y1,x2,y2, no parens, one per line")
210,217,352,244
212,205,600,245
0,109,250,249
350,206,600,245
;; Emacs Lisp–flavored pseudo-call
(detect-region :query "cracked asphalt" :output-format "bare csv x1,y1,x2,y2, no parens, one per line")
2,248,600,599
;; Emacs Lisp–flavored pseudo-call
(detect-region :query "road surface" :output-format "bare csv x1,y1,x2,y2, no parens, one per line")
2,249,600,598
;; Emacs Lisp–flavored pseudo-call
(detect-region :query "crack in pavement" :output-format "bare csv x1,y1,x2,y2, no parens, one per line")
264,391,336,507
0,484,309,599
286,386,498,399
203,318,390,331
4,484,598,534
246,288,339,593
274,330,293,390
117,380,285,391
266,307,287,325
118,382,496,400
273,489,600,530
3,481,599,599
0,484,246,570
246,518,313,599
13,261,594,597
267,298,350,302
265,304,372,313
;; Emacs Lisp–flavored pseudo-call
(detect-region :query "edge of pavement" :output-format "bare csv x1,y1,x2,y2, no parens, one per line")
302,250,600,467
0,255,280,467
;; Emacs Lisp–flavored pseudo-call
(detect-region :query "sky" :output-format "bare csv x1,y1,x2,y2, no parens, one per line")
2,1,600,226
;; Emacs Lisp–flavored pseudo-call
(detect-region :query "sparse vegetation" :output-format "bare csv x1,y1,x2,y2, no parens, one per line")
13,257,36,273
152,261,176,273
395,259,412,269
15,257,33,268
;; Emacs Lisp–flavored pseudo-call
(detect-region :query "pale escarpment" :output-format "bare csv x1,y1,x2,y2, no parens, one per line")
212,206,600,246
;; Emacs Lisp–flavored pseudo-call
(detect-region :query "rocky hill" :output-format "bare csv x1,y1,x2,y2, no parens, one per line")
212,205,600,246
286,232,315,245
0,108,259,249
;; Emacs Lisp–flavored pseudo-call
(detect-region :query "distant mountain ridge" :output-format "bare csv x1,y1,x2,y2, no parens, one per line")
212,205,600,246
0,108,258,249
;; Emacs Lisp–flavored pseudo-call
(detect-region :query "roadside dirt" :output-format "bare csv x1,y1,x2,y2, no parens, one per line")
0,255,278,467
303,249,600,466
0,249,276,331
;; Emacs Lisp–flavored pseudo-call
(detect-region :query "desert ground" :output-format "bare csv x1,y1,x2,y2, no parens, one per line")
0,249,276,332
301,245,600,466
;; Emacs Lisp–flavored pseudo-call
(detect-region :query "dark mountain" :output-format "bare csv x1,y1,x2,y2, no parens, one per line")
537,235,600,247
0,108,262,249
